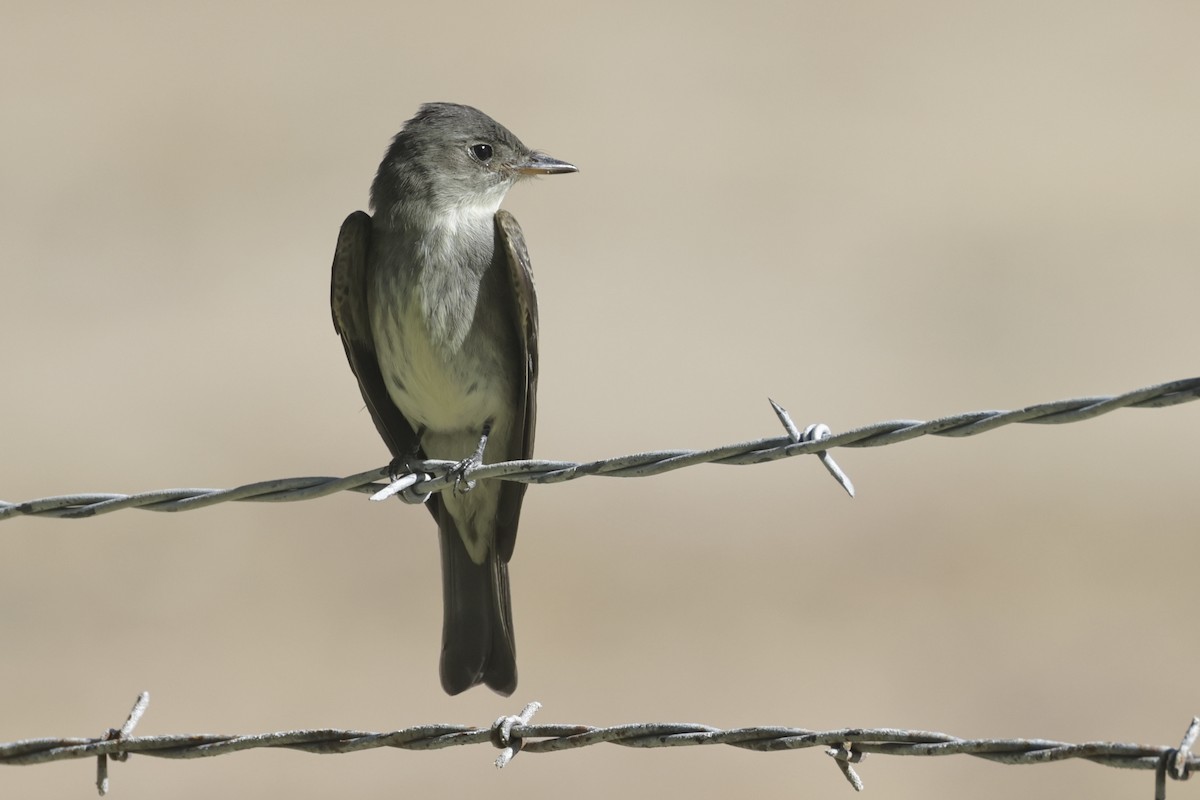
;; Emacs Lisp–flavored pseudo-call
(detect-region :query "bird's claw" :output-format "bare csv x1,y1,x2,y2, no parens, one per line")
388,456,411,483
449,454,482,494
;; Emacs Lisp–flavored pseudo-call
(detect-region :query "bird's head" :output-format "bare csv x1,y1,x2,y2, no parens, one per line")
371,103,576,227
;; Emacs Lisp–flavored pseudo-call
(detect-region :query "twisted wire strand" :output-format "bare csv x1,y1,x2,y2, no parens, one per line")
2,376,1197,521
1,696,1196,798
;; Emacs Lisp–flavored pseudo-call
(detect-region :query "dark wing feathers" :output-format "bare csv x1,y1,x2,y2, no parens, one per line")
493,210,538,563
330,210,424,464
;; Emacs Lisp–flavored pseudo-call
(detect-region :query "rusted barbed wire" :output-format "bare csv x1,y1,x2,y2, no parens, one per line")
1,695,1196,798
1,376,1197,520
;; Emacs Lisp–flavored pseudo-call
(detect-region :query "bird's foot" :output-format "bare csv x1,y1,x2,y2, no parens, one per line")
449,455,480,493
450,425,491,494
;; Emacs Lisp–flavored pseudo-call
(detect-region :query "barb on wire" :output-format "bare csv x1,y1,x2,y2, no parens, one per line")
826,743,867,791
1,376,1197,522
95,692,148,796
2,696,1197,798
769,398,855,497
1158,718,1198,800
492,701,542,768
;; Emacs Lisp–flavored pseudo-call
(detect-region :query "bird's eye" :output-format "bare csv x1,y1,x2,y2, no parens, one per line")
469,143,494,163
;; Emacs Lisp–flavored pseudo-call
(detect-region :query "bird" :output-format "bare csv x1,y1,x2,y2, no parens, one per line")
330,103,576,695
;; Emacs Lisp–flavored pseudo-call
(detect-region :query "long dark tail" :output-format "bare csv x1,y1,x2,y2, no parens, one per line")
436,500,517,696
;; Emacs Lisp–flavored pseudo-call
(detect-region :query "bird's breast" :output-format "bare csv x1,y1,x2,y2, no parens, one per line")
369,246,515,435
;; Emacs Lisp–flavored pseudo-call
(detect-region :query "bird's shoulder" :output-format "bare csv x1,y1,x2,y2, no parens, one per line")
330,209,373,340
494,210,538,340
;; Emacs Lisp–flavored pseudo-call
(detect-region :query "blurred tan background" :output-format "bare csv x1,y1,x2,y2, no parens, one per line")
2,2,1198,798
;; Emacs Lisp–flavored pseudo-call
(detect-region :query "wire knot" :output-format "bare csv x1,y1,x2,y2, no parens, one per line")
492,701,541,768
1162,750,1193,781
370,467,433,505
1154,717,1198,800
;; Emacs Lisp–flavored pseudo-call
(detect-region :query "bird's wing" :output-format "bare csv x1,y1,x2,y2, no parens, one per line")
330,210,423,461
493,210,539,562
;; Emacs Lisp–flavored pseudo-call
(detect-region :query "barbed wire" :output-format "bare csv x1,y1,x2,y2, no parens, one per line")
1,376,1196,521
3,383,1198,797
1,695,1195,798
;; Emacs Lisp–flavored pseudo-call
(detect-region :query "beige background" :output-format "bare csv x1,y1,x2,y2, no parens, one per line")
2,3,1198,798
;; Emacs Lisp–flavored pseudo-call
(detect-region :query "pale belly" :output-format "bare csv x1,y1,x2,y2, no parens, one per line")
372,289,514,444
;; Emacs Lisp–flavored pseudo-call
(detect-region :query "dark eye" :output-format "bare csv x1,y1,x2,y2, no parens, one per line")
469,143,494,163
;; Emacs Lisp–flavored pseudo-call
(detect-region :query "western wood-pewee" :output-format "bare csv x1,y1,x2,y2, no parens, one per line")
330,103,576,695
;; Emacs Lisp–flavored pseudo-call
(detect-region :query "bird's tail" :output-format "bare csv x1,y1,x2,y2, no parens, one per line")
436,500,517,696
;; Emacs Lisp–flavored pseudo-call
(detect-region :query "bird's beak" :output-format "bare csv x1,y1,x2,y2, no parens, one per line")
517,152,578,175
